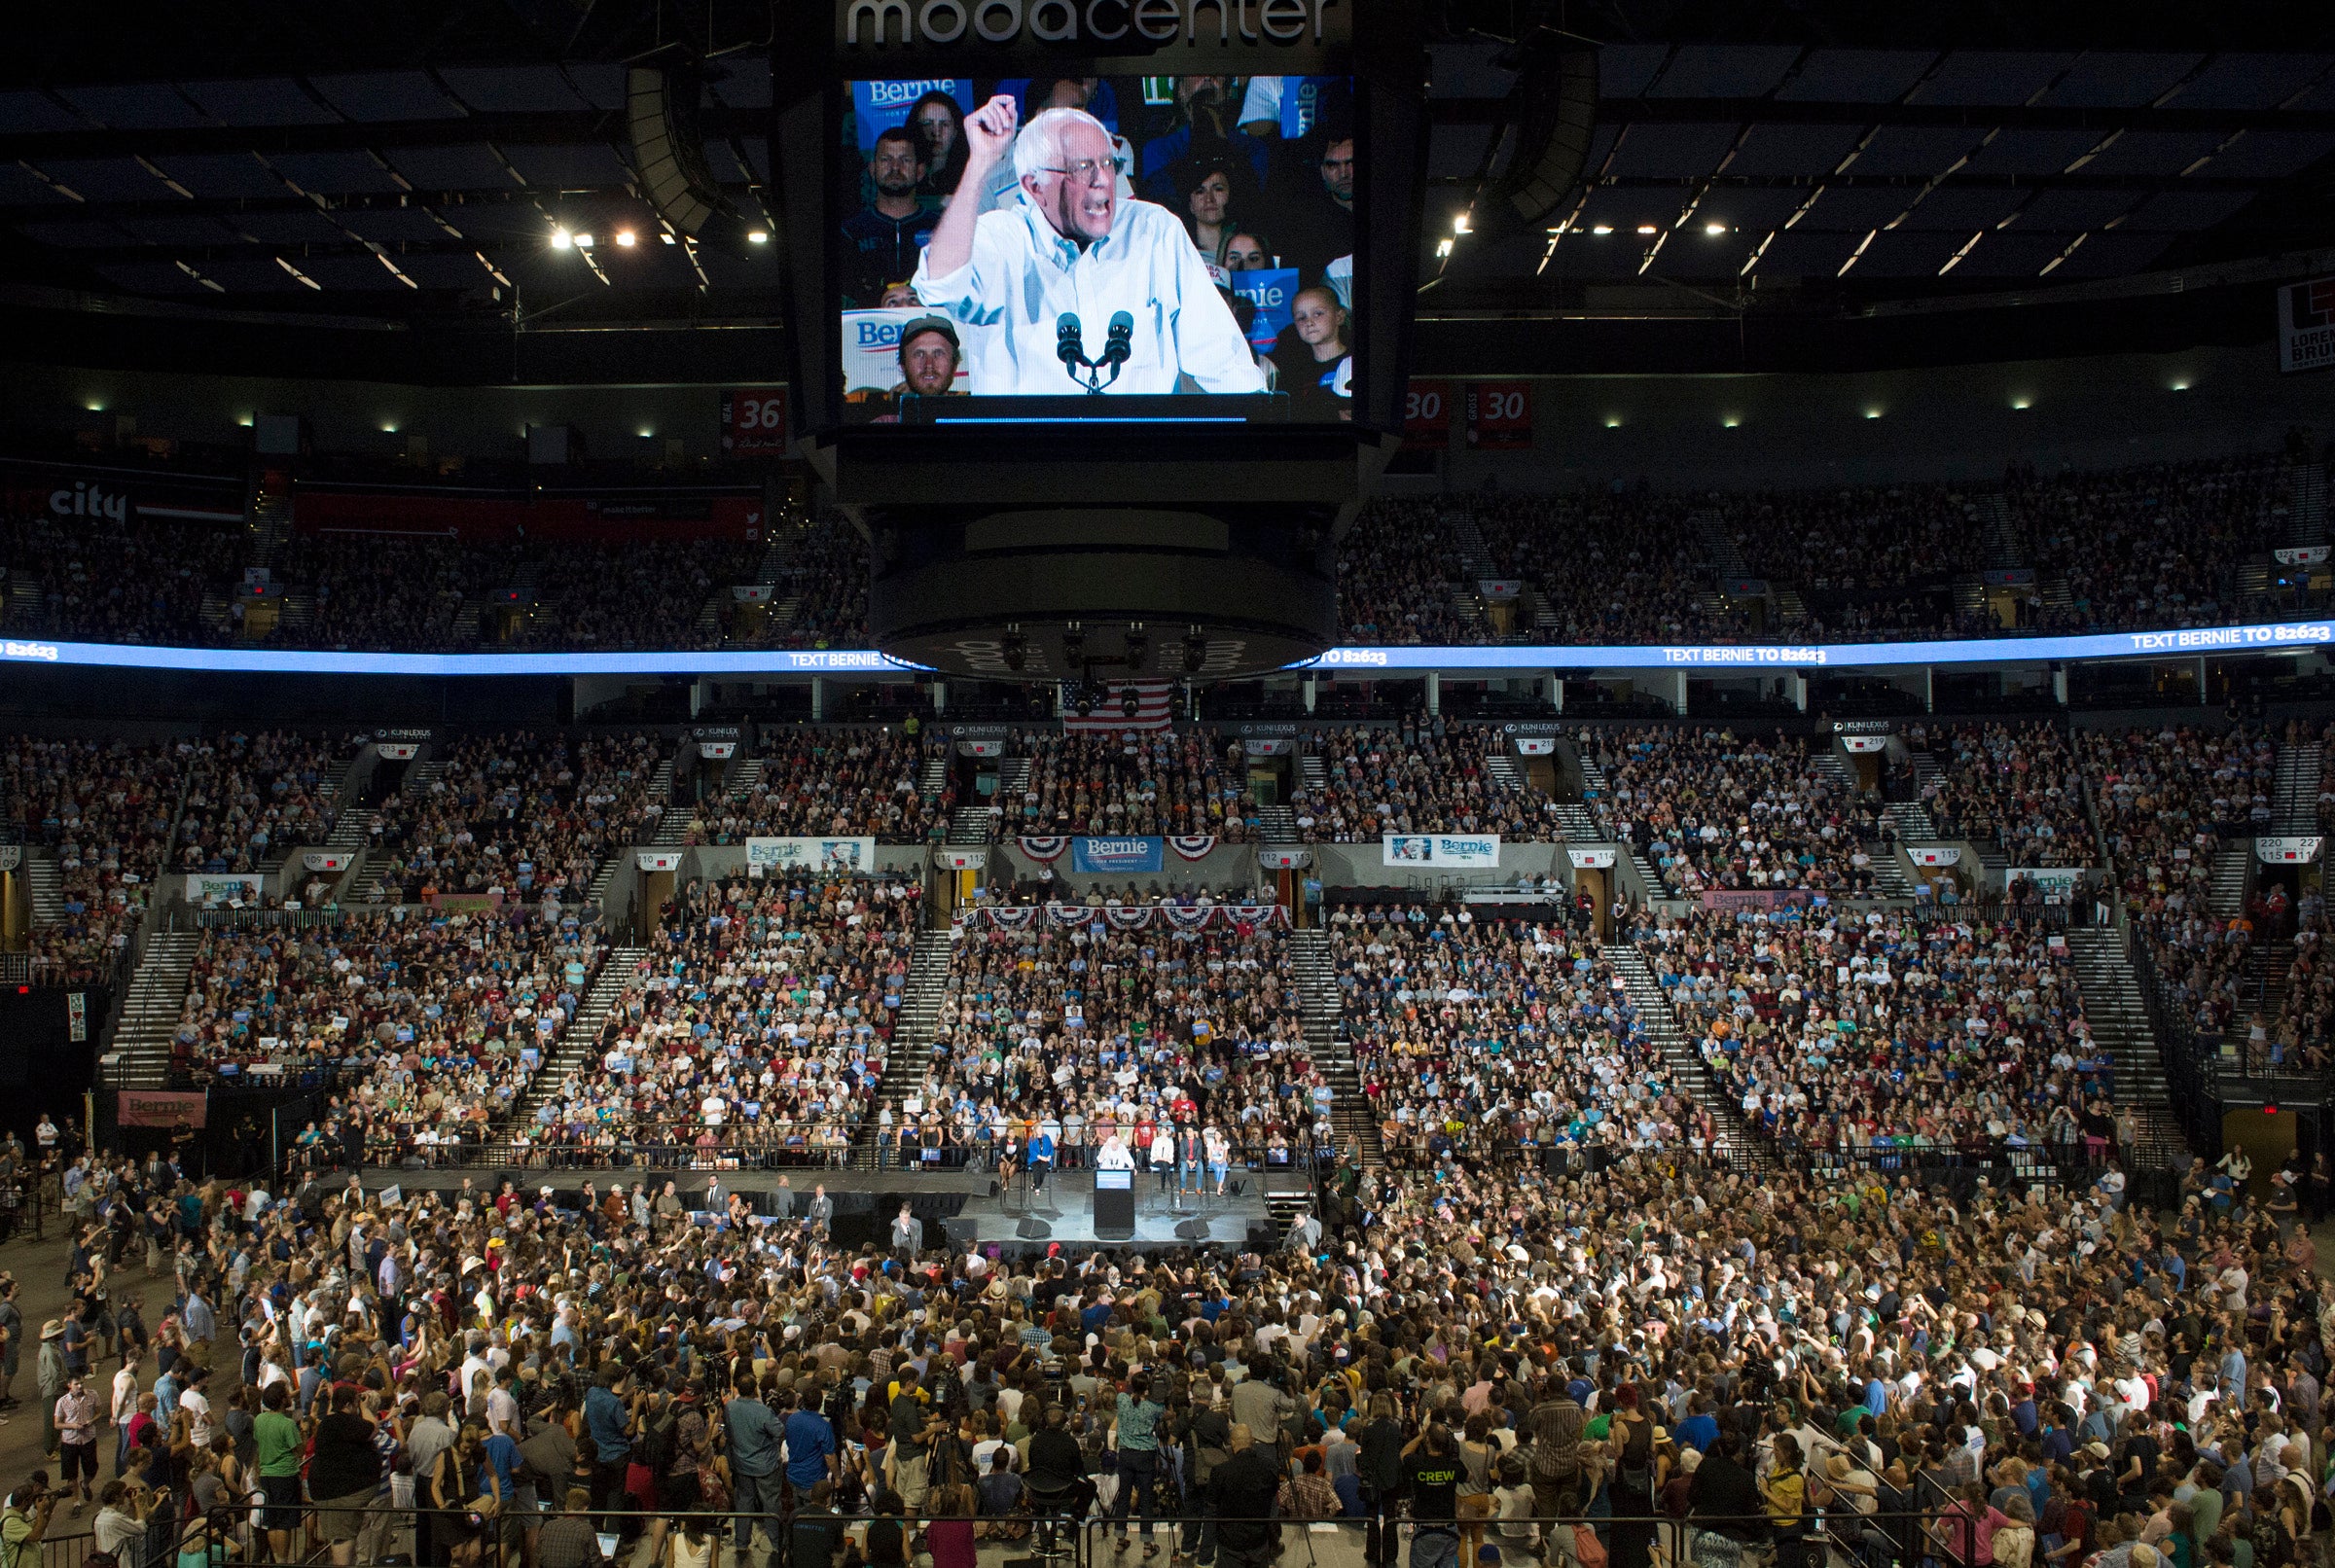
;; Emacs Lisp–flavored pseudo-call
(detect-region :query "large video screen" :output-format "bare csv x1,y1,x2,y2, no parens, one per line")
837,74,1357,424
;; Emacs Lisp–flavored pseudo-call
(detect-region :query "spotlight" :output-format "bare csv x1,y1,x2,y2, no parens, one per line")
1634,225,1657,235
1124,625,1149,668
574,232,595,248
2010,398,2031,410
1183,629,1206,675
1722,416,1742,429
1073,686,1095,718
85,401,103,412
614,230,637,247
1704,223,1727,235
551,229,573,249
1604,416,1622,429
1060,624,1085,667
659,232,675,245
746,230,770,244
2170,380,2190,392
1590,225,1612,235
1002,627,1026,672
1121,685,1141,720
1863,409,1883,419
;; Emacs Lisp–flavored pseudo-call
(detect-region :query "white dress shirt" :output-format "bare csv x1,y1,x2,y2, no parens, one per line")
912,197,1266,398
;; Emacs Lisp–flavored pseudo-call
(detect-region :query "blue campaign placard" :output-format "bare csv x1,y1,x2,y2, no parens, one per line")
851,80,974,154
1231,267,1300,349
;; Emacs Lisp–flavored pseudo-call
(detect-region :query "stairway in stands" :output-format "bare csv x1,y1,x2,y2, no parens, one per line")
22,847,62,926
1262,1179,1313,1244
2274,737,2322,833
1885,800,1938,839
2289,462,2327,547
850,926,955,1168
946,805,999,845
1606,944,1772,1168
2066,928,2190,1169
511,945,648,1126
1808,747,1912,897
645,756,695,852
917,754,948,809
349,761,443,903
1979,493,2027,571
103,931,200,1088
1569,748,1659,890
1288,927,1382,1166
2209,842,2251,920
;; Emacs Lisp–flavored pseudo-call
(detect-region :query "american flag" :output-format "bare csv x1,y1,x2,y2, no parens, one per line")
1063,681,1176,732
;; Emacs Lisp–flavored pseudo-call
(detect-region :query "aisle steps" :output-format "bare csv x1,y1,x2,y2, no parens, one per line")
1289,927,1382,1167
2066,928,2190,1170
103,931,200,1088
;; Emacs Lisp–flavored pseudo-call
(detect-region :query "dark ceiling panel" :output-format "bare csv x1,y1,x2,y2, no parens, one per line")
1599,47,1672,99
2162,53,2332,109
432,203,543,244
1847,125,1987,175
230,210,353,245
2119,188,2256,230
1850,228,1965,275
500,142,633,189
1798,186,1914,231
437,65,590,114
385,145,518,190
153,153,295,200
1899,186,2028,231
394,251,492,288
1775,51,1935,103
16,218,135,248
1426,122,1494,179
33,157,180,203
1959,127,2105,176
114,215,249,247
2078,129,2225,176
56,84,210,129
695,249,778,289
2038,53,2203,107
0,90,86,134
1645,45,1802,100
2010,188,2142,230
1427,43,1519,100
1603,122,1741,179
0,165,71,205
736,137,770,182
339,208,456,244
1906,52,2078,106
177,78,339,126
1956,232,2067,274
2200,130,2335,179
563,64,626,110
1571,187,1690,232
1746,228,1858,274
302,254,409,291
191,254,302,291
1725,123,1862,177
307,71,464,123
2050,230,2171,275
267,150,405,194
1691,188,1807,234
96,262,210,295
703,66,772,110
1544,234,1648,278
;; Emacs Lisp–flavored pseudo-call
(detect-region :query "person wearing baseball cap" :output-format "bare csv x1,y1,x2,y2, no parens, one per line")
873,317,963,422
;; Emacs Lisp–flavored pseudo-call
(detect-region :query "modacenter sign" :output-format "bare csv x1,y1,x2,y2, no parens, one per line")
838,0,1348,51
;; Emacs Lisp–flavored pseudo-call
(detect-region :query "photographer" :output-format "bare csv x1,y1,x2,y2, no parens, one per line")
0,1475,56,1568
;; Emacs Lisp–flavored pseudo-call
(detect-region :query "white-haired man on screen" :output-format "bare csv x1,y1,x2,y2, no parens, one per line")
911,97,1267,398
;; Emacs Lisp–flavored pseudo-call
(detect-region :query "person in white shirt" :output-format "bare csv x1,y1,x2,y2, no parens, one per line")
914,99,1266,399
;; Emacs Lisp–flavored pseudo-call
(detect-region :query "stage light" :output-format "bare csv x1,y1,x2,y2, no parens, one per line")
1121,685,1141,719
1604,416,1623,429
1634,225,1657,234
551,229,573,249
1705,223,1726,235
2010,397,2031,410
1864,409,1884,419
237,414,253,427
747,230,770,243
1183,627,1206,675
1061,624,1085,667
636,428,655,439
1590,225,1612,235
1073,687,1094,718
1002,628,1026,672
614,230,637,247
85,401,103,411
1124,625,1149,667
381,423,398,434
2170,380,2190,391
1722,416,1742,429
573,232,595,248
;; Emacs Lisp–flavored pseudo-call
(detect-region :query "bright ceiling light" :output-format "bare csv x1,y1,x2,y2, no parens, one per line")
381,423,398,434
1634,225,1657,234
550,229,572,249
1864,409,1884,419
573,232,594,248
659,232,675,245
2170,380,2190,391
1435,238,1455,258
2010,397,2031,410
85,401,103,411
1722,416,1742,428
637,428,655,439
614,230,637,247
746,230,770,243
1590,225,1612,235
1453,213,1471,234
1705,223,1727,235
1604,416,1623,429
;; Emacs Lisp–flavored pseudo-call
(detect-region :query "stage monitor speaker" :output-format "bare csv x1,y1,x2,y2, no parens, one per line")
1226,1175,1246,1199
988,1181,1000,1198
1016,1218,1053,1240
1174,1219,1211,1241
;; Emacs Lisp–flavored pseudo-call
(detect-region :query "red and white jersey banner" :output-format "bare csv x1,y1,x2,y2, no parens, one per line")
1403,380,1452,448
1064,682,1175,732
1465,381,1534,450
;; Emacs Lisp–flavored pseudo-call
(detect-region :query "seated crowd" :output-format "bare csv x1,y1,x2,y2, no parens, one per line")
1007,729,1252,840
686,728,936,845
1,509,246,647
1292,721,1555,843
880,909,1322,1170
2084,725,2273,907
512,537,764,651
169,907,605,1141
4,734,185,981
268,529,509,652
364,731,666,907
1910,721,2098,868
519,873,919,1165
1589,728,1895,895
1328,901,1716,1168
1725,482,1991,594
1477,488,1753,645
171,730,346,876
1334,499,1477,644
1643,905,2120,1158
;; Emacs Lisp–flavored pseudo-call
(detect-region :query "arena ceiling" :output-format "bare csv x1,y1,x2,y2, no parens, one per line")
0,0,2328,380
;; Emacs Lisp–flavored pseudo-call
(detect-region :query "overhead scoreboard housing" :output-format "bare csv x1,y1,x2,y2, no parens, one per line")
773,0,1426,680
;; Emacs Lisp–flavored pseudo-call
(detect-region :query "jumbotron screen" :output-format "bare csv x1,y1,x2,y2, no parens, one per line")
836,73,1358,423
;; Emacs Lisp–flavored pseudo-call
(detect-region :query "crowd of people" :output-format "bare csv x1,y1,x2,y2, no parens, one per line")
516,874,919,1167
512,540,765,653
0,510,246,648
1724,485,1993,596
1007,731,1253,842
4,735,187,982
168,907,606,1135
684,729,937,846
362,733,667,908
1478,490,1754,648
1329,902,1718,1168
2084,727,2274,908
880,908,1321,1172
1587,730,1896,897
170,731,347,879
1909,723,2099,869
16,1064,2334,1568
269,530,501,653
1291,723,1556,844
1334,501,1478,646
1644,906,2118,1160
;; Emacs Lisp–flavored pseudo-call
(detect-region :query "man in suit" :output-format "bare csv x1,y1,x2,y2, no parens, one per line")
804,1185,834,1236
890,1203,924,1261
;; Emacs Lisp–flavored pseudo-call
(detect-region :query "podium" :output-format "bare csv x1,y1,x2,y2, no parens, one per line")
1093,1168,1135,1239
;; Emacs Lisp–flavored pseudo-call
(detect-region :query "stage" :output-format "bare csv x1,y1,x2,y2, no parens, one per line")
345,1164,1287,1255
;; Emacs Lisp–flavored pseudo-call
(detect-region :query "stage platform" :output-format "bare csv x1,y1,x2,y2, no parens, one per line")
347,1165,1289,1256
